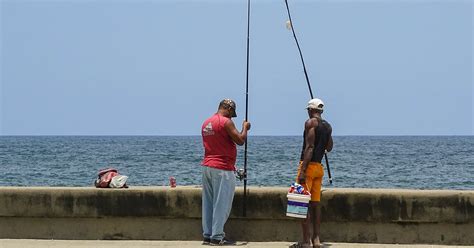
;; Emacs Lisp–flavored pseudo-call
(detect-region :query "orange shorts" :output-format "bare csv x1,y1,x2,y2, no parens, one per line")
296,161,324,202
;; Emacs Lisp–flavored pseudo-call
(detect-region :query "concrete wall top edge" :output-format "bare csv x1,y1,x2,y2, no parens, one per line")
0,186,472,194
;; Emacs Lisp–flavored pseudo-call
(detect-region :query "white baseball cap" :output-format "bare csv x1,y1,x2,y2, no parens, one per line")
306,98,324,111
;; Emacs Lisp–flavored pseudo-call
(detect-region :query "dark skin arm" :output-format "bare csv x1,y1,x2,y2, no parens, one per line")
326,125,333,152
298,118,318,184
224,119,250,146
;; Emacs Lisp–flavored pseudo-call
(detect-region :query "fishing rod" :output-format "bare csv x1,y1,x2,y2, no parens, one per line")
324,153,332,184
284,0,333,185
243,0,251,217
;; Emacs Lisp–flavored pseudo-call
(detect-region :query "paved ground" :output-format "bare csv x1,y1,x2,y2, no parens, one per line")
0,240,471,248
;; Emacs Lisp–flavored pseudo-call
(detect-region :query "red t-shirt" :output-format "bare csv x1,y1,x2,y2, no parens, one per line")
201,113,236,171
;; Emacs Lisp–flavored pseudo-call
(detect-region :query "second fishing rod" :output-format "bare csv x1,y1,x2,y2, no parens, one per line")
284,0,333,184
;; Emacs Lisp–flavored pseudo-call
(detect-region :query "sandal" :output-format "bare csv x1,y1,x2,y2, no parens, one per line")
289,242,311,248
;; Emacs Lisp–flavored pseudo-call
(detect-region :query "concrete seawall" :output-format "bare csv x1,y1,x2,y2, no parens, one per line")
0,186,472,245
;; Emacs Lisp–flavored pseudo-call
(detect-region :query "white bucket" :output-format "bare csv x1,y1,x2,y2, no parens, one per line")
286,193,311,218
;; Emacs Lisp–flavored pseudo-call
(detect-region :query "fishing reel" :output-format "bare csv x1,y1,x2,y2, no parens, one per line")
235,168,246,181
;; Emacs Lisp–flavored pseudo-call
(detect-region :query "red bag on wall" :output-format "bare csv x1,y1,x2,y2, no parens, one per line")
95,168,118,188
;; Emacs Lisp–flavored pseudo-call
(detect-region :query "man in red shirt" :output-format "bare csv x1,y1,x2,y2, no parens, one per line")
201,99,251,246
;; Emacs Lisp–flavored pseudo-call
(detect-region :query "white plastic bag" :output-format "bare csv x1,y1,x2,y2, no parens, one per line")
110,175,128,188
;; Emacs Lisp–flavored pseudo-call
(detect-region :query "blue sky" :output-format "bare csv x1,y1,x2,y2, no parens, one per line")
1,0,472,135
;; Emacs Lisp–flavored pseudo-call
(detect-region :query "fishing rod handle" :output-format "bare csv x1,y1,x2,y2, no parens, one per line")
324,152,333,185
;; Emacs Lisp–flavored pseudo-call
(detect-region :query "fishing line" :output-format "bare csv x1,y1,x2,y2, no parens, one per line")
284,0,333,184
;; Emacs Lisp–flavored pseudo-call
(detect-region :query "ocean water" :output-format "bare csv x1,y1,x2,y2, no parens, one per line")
0,136,472,190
